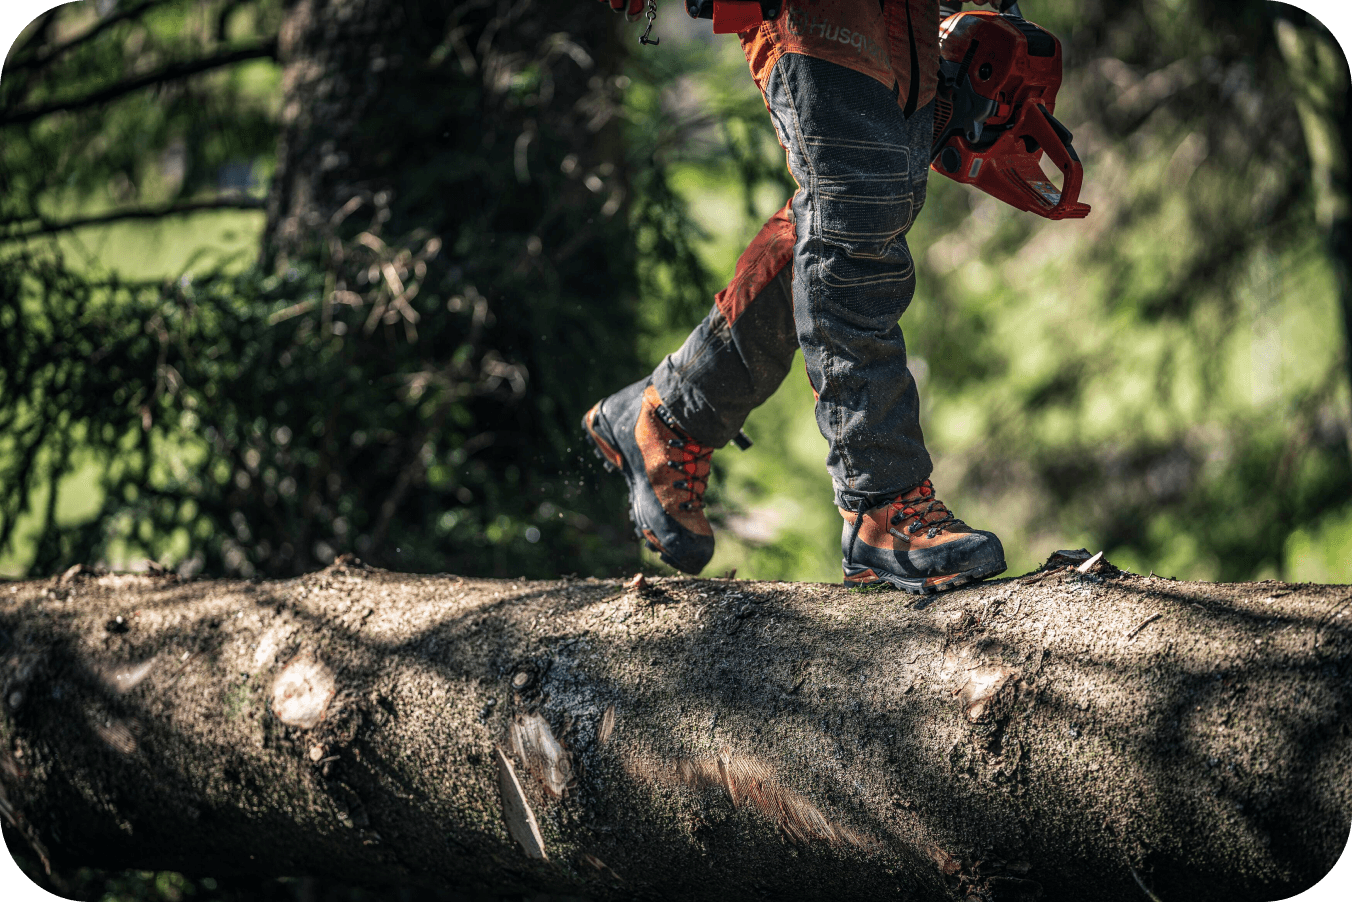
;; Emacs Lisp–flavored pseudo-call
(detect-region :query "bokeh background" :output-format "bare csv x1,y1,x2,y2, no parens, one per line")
0,0,1349,898
4,0,1348,595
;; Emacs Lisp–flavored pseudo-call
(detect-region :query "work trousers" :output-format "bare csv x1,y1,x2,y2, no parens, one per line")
651,1,939,510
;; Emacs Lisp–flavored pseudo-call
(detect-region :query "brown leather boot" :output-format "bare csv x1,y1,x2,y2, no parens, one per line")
840,480,1005,594
583,378,715,574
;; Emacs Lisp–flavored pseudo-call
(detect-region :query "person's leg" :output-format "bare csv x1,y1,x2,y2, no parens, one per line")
762,53,933,507
587,2,1002,586
582,203,800,574
742,2,1004,593
652,201,798,447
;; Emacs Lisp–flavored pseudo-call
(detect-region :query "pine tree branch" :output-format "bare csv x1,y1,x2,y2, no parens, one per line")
0,40,278,128
6,0,175,75
1,198,266,241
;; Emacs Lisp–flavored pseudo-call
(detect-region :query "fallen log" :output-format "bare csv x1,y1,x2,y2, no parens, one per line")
0,556,1349,901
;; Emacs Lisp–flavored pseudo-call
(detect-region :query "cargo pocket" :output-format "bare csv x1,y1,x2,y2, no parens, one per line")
807,135,915,263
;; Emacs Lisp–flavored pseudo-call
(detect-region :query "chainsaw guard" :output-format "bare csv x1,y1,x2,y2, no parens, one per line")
938,103,1090,220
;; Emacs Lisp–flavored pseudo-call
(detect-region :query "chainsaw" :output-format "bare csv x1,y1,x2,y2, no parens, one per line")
931,2,1091,219
681,1,1089,220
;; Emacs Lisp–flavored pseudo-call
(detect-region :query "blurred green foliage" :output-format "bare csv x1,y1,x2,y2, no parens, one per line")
2,0,649,580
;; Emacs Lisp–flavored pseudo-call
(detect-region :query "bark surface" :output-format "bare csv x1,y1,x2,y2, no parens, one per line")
1,557,1349,901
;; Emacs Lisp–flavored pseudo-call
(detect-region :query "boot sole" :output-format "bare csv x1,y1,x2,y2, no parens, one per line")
582,404,691,573
843,558,1008,595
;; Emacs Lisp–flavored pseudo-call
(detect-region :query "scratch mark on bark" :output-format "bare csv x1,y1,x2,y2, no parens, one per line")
598,704,616,746
628,747,873,849
511,712,573,797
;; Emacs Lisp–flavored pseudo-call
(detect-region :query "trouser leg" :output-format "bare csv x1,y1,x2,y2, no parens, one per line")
652,202,799,448
762,53,934,509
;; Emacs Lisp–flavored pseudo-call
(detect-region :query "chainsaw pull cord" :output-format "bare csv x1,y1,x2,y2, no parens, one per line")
639,0,660,46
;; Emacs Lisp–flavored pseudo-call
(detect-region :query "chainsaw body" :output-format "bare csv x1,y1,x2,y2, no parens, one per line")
931,11,1090,220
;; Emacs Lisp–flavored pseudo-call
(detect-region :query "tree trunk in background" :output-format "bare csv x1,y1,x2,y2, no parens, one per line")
1,561,1349,901
223,0,644,579
263,0,626,267
1274,10,1352,450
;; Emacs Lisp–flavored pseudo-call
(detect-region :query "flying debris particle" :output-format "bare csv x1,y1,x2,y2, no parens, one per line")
496,748,547,860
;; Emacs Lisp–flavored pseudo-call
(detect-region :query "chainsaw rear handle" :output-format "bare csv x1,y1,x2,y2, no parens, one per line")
1022,104,1090,219
931,101,1090,220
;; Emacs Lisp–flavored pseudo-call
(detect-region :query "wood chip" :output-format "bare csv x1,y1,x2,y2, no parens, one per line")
1076,551,1105,574
599,704,616,746
496,748,547,860
626,573,647,591
1124,612,1162,642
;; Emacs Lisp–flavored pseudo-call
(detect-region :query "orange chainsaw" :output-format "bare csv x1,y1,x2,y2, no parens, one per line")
932,3,1091,220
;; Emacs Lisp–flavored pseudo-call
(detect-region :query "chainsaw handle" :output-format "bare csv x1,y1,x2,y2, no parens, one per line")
1022,104,1089,219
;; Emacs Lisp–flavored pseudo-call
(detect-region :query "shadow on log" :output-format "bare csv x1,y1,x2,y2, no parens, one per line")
1,554,1349,901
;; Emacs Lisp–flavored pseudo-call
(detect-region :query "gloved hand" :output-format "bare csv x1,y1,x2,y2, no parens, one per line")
597,0,645,17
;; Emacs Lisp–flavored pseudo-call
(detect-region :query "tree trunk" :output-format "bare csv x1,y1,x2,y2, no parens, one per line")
1,558,1349,901
263,0,626,268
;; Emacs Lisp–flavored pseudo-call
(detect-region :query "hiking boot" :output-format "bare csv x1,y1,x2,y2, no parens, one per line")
583,379,715,574
840,480,1005,594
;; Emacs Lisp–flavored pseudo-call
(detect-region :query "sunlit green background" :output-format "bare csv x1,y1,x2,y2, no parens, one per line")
2,0,1349,588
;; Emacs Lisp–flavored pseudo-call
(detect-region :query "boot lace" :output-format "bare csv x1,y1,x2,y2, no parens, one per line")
886,479,961,541
667,436,712,511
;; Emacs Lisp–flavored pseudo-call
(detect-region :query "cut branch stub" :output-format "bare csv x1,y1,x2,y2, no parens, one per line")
957,665,1019,723
270,653,337,729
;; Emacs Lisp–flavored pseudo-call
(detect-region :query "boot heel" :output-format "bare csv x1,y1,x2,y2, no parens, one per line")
842,565,883,588
581,408,622,473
